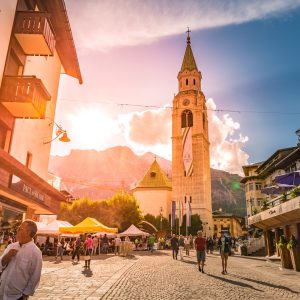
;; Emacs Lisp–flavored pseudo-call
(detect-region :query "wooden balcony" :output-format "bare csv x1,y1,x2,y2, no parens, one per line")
14,11,55,56
0,76,51,119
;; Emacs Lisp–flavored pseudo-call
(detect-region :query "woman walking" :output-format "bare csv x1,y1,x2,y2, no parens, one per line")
84,234,93,268
218,232,231,274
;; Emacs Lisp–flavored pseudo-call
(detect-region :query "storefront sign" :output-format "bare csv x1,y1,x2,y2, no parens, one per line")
248,197,300,226
10,175,45,202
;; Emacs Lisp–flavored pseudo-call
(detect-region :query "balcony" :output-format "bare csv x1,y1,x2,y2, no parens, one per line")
14,11,55,56
0,76,51,119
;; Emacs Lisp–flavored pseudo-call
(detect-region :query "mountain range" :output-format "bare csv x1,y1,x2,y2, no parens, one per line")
49,146,246,216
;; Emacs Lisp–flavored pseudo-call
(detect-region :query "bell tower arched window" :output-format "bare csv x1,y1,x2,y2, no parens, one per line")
181,110,193,128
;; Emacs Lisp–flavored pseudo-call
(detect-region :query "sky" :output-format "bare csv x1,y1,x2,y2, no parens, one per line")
50,0,300,175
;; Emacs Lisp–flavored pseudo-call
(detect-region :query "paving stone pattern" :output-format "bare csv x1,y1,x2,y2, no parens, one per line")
32,251,300,300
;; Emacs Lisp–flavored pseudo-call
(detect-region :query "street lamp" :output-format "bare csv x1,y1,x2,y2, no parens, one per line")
43,120,70,144
159,207,163,231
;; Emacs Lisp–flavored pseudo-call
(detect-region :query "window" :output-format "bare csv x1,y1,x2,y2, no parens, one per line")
181,110,193,128
150,171,156,178
186,79,188,86
255,183,262,191
249,183,254,191
184,196,187,203
190,196,192,203
26,152,32,168
202,113,205,130
193,79,196,85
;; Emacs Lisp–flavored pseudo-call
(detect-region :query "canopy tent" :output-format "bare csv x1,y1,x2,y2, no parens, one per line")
35,221,47,231
59,217,118,234
261,184,295,195
37,220,73,236
120,224,149,237
275,171,300,186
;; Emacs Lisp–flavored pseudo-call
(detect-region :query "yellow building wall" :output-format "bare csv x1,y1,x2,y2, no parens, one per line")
213,217,243,238
0,0,17,83
9,50,62,180
133,189,172,218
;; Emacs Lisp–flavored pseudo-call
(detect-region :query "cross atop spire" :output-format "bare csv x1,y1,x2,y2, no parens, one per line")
186,27,191,44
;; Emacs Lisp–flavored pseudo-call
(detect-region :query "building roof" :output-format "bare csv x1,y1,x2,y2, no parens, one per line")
135,160,172,189
43,0,83,84
255,147,297,177
180,35,198,72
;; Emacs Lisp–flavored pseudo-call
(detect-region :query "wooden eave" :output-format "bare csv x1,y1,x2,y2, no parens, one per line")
41,0,82,84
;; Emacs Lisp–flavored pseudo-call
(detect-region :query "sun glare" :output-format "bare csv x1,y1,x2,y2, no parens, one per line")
68,108,120,150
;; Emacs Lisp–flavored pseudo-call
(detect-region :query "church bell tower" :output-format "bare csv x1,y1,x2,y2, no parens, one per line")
172,30,212,234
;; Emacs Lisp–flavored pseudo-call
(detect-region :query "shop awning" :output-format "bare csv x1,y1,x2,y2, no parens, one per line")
37,220,73,236
275,170,300,186
59,217,118,234
248,196,300,230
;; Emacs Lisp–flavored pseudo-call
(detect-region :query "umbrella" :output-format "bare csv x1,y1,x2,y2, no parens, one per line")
261,184,294,195
274,171,300,186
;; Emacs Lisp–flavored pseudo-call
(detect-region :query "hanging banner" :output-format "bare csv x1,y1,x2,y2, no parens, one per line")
182,127,193,176
171,201,176,227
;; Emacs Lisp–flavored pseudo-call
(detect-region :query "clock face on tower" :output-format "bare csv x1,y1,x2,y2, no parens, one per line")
183,99,190,106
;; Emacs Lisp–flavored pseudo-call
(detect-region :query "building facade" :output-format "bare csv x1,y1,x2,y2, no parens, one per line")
242,140,300,269
0,0,82,236
213,212,244,238
172,32,212,233
132,159,172,219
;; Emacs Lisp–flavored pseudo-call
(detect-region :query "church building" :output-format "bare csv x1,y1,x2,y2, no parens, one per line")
172,31,213,233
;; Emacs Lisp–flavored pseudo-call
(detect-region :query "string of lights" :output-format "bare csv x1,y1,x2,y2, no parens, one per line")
59,98,300,115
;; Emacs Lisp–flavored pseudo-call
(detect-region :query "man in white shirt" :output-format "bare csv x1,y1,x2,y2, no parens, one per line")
114,236,121,255
0,220,42,300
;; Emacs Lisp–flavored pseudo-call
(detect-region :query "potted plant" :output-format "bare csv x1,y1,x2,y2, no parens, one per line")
277,235,293,269
261,200,269,211
287,235,300,271
252,207,258,215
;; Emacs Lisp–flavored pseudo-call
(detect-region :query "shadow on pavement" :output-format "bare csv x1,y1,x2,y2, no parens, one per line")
206,274,263,292
229,274,299,294
82,268,93,277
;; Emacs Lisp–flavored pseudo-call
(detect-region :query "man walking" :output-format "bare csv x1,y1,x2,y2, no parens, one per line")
170,234,179,260
72,237,81,262
194,231,206,273
0,220,42,300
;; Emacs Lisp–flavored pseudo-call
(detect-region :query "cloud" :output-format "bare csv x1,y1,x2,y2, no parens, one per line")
206,99,249,175
119,98,249,174
66,0,300,50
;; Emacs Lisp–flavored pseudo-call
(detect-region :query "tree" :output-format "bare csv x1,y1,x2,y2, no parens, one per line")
143,214,170,232
171,214,203,236
58,192,142,232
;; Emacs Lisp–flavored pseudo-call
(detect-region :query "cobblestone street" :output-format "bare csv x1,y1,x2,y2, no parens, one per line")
32,251,300,300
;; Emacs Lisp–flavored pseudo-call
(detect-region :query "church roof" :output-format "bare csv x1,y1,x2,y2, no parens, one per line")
180,37,198,72
136,160,172,189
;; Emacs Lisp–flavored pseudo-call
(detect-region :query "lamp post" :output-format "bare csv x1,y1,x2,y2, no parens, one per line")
159,207,163,231
43,120,70,144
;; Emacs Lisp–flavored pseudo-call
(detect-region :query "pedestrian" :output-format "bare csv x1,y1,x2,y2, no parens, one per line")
0,220,42,300
84,234,93,269
114,235,121,255
92,236,99,255
148,234,155,253
170,234,179,260
72,237,81,262
184,236,190,256
218,232,231,274
194,231,206,273
206,237,214,254
56,238,65,261
102,234,109,254
178,235,185,260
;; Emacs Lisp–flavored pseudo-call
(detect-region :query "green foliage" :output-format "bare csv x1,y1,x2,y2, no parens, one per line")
252,207,258,215
277,235,287,249
287,235,298,250
143,214,170,232
58,192,142,232
261,200,269,211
